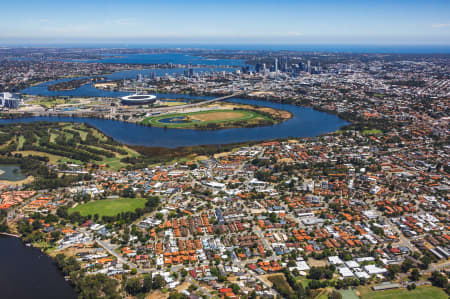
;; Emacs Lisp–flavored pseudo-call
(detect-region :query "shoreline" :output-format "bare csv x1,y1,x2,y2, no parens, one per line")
0,176,34,186
0,232,20,238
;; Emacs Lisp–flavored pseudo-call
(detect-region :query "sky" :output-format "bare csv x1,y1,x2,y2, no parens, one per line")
1,0,450,45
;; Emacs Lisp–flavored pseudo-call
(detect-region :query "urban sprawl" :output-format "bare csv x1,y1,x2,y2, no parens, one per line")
0,48,449,299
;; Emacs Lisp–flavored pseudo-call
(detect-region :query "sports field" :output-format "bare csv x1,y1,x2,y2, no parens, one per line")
142,109,273,129
358,286,447,299
68,197,147,217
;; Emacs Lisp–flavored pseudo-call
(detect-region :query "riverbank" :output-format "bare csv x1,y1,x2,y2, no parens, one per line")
0,98,349,148
141,102,292,130
0,176,34,186
0,232,20,238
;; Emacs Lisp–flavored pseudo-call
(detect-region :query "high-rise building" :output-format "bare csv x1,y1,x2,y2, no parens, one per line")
0,92,21,109
274,58,278,74
255,63,262,73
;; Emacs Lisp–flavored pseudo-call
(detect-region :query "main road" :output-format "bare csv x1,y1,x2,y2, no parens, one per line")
2,92,244,117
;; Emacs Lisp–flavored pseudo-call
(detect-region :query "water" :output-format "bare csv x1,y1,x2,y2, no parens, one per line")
66,53,246,66
0,98,348,148
0,236,76,299
159,116,189,124
0,164,27,181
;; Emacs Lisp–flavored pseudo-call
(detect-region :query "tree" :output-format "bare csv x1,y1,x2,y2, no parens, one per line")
429,271,448,288
230,283,240,294
168,291,188,299
387,264,401,280
328,290,342,299
420,254,433,269
401,259,413,273
410,268,420,281
125,278,142,296
152,274,166,289
143,274,153,292
121,186,136,198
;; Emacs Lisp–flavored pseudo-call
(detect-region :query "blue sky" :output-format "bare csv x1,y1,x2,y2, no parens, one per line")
1,0,450,44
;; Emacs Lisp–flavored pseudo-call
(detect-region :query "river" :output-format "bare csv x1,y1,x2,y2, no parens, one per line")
0,98,348,148
0,56,349,297
0,235,76,299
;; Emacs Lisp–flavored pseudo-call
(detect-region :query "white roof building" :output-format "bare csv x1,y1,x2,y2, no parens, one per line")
345,260,359,268
328,256,344,265
354,271,370,279
364,264,387,275
338,267,354,277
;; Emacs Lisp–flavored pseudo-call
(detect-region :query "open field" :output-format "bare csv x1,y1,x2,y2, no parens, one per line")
26,97,78,108
362,129,383,135
358,286,447,299
68,197,147,217
142,109,273,129
190,110,247,121
221,102,291,118
339,289,359,299
158,101,187,107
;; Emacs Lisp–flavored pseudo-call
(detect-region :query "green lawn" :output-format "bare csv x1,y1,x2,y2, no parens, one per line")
359,286,447,299
339,289,359,299
362,129,382,135
142,109,272,129
69,197,147,217
17,135,25,149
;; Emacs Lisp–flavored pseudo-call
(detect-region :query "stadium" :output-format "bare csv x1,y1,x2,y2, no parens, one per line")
121,94,157,105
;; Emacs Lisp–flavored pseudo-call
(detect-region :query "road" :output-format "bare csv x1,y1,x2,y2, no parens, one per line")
186,276,214,299
3,92,243,117
96,239,141,273
386,218,416,251
425,260,450,273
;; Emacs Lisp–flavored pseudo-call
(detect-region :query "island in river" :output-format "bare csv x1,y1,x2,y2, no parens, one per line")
47,77,107,91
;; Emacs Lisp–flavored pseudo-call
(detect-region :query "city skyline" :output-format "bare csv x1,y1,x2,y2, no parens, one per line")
1,0,450,45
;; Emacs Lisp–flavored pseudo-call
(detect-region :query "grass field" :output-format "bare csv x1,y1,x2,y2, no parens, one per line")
358,286,447,299
68,197,147,217
28,97,77,108
362,129,383,135
339,289,359,299
142,109,272,129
